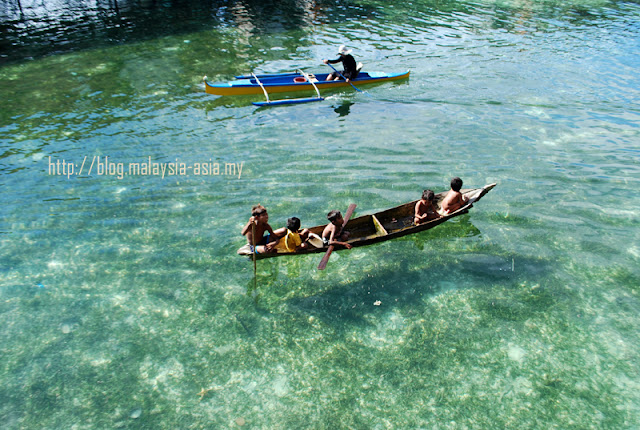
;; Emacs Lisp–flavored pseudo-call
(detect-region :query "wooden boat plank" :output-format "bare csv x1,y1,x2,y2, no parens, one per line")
372,215,388,236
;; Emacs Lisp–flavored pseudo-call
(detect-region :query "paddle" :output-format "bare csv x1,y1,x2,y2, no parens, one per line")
251,222,257,291
325,62,366,94
317,203,356,270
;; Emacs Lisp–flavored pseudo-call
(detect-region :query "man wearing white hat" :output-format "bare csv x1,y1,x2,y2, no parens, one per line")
323,45,359,82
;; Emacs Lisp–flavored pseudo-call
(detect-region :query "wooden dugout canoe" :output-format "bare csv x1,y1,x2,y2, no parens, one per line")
204,70,410,96
237,183,497,260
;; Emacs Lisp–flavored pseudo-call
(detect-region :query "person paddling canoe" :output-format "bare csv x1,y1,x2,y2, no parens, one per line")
322,210,352,249
323,45,359,82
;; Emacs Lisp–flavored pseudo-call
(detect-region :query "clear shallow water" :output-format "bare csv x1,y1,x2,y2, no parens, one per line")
1,0,639,428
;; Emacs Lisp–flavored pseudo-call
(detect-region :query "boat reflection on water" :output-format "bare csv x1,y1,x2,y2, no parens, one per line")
334,101,354,117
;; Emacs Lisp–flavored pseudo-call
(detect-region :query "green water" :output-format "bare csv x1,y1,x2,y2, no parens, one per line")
1,0,639,428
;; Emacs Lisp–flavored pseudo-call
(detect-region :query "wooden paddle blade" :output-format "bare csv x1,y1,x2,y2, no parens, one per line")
317,245,335,270
317,204,356,270
342,204,357,224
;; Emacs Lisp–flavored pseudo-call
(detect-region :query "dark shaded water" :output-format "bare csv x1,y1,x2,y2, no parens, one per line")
1,0,375,64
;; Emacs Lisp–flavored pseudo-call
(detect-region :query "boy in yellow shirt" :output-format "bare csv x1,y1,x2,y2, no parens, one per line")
272,217,310,253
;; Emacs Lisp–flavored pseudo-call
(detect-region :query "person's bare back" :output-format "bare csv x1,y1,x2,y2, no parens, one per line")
439,177,468,215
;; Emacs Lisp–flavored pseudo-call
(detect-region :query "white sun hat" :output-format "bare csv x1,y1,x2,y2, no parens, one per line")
338,45,352,55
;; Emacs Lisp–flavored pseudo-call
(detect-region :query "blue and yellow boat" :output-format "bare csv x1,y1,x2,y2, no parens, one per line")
204,70,410,97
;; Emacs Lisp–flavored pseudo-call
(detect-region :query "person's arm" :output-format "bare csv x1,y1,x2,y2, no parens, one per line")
429,202,442,217
328,230,351,248
241,216,256,236
299,229,310,241
267,227,287,250
324,57,341,65
327,225,337,244
262,223,278,250
321,224,331,242
266,223,275,236
330,240,352,249
328,223,352,249
272,227,286,238
414,202,425,222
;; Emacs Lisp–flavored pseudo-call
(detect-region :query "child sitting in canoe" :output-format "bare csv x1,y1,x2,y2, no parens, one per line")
241,204,278,253
272,217,311,253
439,177,469,215
322,210,352,249
414,189,441,224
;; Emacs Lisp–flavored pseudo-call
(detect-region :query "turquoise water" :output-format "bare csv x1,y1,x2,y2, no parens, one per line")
1,0,639,428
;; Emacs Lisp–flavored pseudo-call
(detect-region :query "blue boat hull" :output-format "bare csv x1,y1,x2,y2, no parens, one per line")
252,97,324,107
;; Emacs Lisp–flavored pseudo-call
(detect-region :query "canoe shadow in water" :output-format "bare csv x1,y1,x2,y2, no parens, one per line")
284,255,551,329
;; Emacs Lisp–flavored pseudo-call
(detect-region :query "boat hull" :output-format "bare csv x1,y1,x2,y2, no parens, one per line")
238,183,497,259
205,71,410,96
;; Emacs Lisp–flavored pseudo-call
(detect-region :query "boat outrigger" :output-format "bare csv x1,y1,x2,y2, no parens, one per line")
203,69,410,106
237,183,497,261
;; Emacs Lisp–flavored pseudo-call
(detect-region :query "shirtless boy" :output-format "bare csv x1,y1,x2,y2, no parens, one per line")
322,210,352,249
241,204,277,253
439,177,469,215
414,189,441,224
